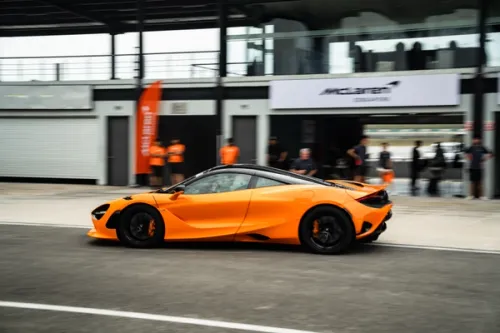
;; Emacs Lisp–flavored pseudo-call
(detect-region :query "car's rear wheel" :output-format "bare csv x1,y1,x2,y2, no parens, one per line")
117,205,165,248
299,206,354,254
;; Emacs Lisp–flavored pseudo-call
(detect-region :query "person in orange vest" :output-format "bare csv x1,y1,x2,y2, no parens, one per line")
166,138,186,185
149,139,166,188
220,138,240,165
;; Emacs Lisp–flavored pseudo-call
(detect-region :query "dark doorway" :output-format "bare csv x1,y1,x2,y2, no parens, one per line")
232,116,257,164
107,116,130,186
270,114,363,178
494,112,500,198
158,115,216,181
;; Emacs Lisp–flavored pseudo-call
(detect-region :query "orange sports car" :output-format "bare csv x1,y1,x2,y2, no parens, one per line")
88,164,393,254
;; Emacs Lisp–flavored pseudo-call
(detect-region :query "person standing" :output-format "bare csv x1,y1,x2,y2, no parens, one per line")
377,142,395,193
347,135,369,183
267,136,288,170
166,138,186,185
220,138,240,165
410,140,423,194
149,139,166,188
290,148,317,177
465,136,493,200
427,142,447,196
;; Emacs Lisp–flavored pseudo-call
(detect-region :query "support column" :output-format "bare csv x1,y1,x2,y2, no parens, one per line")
110,33,116,80
472,0,489,139
135,0,146,186
312,36,326,74
215,0,227,165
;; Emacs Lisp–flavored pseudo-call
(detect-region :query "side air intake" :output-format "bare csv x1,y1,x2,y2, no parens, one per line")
246,234,270,241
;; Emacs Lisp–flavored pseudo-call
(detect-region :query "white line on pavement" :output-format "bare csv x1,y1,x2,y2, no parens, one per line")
1,221,499,255
371,242,500,255
0,301,321,333
0,221,89,229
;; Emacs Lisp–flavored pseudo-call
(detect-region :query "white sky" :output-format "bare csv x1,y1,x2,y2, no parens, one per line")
0,26,499,81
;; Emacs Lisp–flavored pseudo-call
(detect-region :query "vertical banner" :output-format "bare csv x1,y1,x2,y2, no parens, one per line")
135,80,162,175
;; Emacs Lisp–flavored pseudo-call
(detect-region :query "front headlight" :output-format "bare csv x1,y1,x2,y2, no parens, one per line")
91,204,110,220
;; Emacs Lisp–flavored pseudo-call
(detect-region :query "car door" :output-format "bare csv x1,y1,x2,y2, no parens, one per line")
156,172,253,240
235,176,304,243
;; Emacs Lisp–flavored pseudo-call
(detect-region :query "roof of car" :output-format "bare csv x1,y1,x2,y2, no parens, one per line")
205,164,339,187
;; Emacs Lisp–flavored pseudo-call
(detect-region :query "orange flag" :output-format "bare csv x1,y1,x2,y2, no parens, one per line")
135,80,162,175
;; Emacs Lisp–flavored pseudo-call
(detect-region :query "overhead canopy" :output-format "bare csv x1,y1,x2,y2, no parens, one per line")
3,0,497,37
0,0,294,37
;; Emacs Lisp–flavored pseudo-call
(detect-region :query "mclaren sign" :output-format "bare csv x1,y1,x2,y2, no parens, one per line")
270,74,459,109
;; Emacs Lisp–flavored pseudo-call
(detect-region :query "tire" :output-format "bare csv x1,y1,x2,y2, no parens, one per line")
117,204,165,248
299,206,354,254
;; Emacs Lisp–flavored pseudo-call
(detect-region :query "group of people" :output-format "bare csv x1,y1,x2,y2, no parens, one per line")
149,134,494,199
148,138,186,188
409,137,493,199
148,137,241,188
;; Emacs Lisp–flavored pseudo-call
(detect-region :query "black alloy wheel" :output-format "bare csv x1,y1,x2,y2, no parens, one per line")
117,205,165,248
299,206,354,254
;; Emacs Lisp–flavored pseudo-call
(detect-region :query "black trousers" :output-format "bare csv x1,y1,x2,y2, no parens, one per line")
410,168,419,189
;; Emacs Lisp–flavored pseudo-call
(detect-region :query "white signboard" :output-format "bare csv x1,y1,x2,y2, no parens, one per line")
0,85,93,110
270,74,460,109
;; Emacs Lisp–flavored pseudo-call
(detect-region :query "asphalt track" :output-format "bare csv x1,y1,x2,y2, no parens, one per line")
1,225,500,333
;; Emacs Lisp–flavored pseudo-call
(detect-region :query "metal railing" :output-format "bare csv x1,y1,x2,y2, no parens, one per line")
1,44,498,82
0,51,249,82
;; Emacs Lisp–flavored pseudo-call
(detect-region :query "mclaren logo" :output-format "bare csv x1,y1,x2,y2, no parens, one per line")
319,81,401,103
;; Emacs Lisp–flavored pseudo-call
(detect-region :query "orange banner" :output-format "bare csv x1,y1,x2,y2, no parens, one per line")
135,80,162,175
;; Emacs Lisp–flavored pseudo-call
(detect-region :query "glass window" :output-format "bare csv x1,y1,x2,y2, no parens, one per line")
232,5,486,75
254,177,285,189
183,173,252,195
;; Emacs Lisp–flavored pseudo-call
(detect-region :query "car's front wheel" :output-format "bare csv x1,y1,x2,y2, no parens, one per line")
299,206,354,254
117,204,165,248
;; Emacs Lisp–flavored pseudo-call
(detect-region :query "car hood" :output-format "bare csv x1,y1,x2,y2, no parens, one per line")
327,179,387,200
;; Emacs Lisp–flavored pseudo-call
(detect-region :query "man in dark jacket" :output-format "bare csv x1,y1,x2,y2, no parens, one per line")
410,140,423,193
465,136,493,199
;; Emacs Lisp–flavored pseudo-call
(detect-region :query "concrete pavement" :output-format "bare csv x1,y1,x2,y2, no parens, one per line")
1,182,500,333
1,225,500,333
0,182,499,251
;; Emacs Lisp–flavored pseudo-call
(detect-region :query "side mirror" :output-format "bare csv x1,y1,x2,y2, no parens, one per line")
169,184,185,200
173,184,185,192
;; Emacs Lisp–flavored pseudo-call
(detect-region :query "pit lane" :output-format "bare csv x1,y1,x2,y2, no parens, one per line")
1,224,500,333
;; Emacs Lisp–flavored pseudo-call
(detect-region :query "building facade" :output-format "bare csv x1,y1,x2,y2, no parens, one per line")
0,70,498,197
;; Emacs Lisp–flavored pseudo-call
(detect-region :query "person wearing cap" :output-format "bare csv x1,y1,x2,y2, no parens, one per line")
166,138,186,185
267,136,288,169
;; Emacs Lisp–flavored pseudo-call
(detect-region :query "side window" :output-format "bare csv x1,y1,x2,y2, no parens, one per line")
183,173,252,195
254,177,285,189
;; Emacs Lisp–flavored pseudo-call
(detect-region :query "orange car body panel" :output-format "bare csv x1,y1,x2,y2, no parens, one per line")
88,181,392,244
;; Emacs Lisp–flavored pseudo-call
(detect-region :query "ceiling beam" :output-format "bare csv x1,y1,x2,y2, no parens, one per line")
35,0,129,32
0,17,252,37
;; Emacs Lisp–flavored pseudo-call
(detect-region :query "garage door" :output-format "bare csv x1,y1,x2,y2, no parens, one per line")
0,118,99,179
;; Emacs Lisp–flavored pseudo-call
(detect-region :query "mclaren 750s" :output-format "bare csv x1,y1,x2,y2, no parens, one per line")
88,164,393,254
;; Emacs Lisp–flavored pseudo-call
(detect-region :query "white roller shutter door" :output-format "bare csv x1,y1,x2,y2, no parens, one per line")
0,118,99,179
